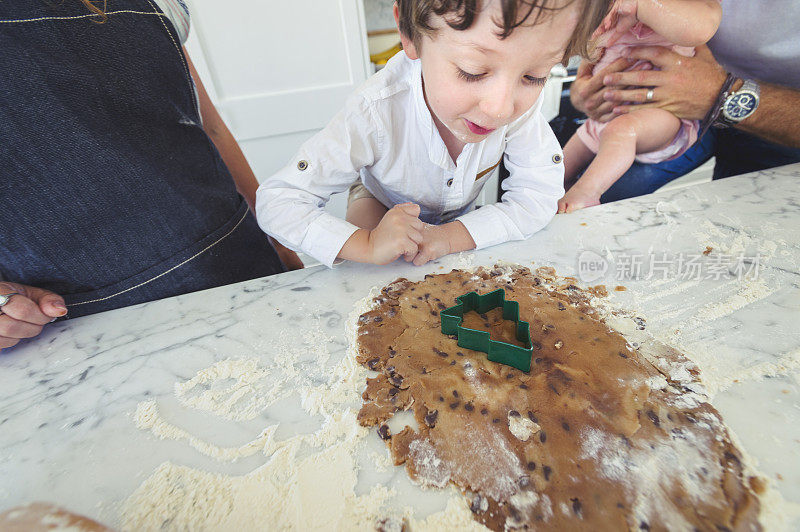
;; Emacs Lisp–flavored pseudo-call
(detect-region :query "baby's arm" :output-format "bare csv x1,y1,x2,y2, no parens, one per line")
639,0,721,46
599,0,721,48
257,94,421,267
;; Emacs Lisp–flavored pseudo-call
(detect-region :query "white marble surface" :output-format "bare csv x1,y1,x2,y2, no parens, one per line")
2,163,799,528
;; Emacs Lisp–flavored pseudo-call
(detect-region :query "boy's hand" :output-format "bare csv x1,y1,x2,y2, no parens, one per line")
411,224,452,266
592,0,639,49
557,185,601,214
367,203,424,264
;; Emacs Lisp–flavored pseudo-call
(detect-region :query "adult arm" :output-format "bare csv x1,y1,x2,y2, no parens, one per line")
603,45,800,148
185,49,303,270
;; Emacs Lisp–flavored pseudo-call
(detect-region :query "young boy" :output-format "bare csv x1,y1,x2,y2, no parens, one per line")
256,0,609,268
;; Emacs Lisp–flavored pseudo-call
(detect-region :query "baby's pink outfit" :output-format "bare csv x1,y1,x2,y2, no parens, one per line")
576,23,699,164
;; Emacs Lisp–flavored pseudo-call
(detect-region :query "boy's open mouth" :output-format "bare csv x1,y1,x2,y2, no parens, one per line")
464,119,495,136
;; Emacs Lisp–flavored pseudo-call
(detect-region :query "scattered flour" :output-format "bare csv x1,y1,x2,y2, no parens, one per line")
123,287,483,531
676,278,775,332
408,439,451,489
134,400,277,462
403,496,489,531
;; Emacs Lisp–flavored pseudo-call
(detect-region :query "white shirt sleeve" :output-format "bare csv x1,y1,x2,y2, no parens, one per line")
457,104,564,249
255,93,380,268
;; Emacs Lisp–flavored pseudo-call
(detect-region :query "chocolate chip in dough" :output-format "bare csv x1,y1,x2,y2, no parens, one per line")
377,424,391,440
424,409,439,428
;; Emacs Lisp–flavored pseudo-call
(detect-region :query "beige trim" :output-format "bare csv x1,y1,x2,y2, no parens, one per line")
476,159,502,180
0,10,167,24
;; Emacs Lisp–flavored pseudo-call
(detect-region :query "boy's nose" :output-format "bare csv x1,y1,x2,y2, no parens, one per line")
479,86,515,124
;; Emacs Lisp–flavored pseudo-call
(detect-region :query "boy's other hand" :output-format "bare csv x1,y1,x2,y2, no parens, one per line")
367,203,424,265
412,223,452,266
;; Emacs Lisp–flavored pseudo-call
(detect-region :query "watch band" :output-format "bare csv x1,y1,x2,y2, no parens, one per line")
698,72,736,139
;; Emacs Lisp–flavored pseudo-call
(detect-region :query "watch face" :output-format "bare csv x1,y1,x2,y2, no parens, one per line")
724,91,758,120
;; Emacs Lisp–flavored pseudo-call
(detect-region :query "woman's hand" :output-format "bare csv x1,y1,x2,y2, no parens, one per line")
0,282,67,349
602,45,727,121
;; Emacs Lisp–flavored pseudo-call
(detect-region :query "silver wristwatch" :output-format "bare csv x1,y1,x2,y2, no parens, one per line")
714,79,760,128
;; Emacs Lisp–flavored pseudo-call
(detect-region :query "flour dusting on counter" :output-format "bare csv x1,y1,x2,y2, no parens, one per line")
122,287,481,531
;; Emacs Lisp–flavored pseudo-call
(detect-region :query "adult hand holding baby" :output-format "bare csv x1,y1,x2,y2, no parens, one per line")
571,57,637,123
602,44,727,121
0,282,67,349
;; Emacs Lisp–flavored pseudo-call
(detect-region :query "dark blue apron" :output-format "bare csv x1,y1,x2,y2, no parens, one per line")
0,0,285,318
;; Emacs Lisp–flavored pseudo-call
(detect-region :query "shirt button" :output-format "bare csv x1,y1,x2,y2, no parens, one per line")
446,178,454,187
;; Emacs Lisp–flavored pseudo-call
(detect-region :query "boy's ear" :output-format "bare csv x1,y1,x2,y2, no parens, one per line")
394,1,419,60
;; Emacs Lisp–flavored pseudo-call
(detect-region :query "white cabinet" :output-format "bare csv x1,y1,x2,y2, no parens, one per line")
185,0,371,218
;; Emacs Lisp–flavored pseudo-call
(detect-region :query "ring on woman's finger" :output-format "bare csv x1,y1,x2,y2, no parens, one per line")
0,292,21,308
645,88,655,102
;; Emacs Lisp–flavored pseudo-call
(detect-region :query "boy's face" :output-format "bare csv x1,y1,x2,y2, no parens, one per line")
398,1,578,146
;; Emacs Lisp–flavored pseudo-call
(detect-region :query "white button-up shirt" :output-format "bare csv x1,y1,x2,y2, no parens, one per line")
256,53,564,268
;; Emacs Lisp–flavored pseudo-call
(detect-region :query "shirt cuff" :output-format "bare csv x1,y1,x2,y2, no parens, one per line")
301,213,360,268
457,207,510,250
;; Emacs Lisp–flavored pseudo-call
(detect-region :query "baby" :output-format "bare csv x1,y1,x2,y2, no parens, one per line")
558,0,722,213
256,0,610,268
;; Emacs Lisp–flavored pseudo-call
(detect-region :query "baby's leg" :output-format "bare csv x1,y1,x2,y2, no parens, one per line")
346,197,389,230
562,109,681,212
562,134,595,188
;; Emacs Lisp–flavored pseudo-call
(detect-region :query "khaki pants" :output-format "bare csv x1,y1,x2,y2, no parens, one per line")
347,182,381,206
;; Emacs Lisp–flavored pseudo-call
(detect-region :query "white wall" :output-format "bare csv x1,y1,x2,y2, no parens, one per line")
185,0,371,216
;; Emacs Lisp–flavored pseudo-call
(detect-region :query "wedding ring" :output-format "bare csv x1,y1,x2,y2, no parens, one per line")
0,292,21,308
645,88,655,102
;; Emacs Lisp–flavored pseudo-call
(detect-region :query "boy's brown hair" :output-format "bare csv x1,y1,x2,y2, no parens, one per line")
396,0,609,62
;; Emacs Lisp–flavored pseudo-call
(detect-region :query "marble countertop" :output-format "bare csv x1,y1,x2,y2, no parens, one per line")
2,163,799,529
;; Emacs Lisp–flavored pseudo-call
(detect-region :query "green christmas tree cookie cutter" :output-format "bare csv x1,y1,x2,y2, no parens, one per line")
440,289,533,373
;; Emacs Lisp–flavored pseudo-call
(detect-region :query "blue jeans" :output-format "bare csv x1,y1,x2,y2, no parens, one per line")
600,128,800,203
